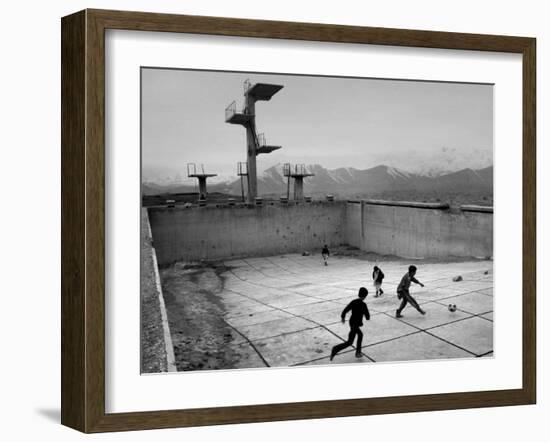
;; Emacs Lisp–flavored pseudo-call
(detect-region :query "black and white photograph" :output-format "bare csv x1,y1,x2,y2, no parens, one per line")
2,0,544,438
140,68,494,374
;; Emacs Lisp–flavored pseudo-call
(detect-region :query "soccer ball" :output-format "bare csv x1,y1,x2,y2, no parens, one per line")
448,304,457,312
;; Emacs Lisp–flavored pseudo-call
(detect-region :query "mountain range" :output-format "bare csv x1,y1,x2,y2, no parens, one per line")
142,164,493,199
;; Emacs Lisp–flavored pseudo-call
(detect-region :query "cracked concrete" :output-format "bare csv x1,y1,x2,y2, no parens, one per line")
159,252,493,371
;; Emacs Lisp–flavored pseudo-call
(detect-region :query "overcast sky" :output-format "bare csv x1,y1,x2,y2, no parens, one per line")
141,68,493,183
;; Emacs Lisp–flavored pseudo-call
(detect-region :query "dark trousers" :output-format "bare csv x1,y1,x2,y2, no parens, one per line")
397,290,423,314
332,324,363,356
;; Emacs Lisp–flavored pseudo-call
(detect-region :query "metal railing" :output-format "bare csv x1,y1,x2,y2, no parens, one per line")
186,163,196,177
225,100,251,121
256,132,266,148
225,100,237,121
237,162,248,176
283,163,310,176
243,79,252,95
295,164,308,176
187,163,207,177
283,163,291,177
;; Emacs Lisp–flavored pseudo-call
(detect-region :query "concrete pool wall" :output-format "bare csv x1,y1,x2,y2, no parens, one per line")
148,200,493,265
346,200,493,259
148,202,347,266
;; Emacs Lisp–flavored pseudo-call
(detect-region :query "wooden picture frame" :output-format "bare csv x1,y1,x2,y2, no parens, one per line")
61,9,536,433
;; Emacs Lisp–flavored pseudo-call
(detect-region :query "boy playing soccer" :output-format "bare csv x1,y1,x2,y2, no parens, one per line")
372,265,385,297
330,287,370,360
396,265,426,317
321,244,330,266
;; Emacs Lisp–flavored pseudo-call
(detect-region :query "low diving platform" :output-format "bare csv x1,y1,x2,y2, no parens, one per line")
187,163,217,201
283,164,315,201
256,145,282,155
256,133,281,155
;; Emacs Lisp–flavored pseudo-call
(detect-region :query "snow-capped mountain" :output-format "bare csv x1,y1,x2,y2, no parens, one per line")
371,146,493,177
142,163,493,198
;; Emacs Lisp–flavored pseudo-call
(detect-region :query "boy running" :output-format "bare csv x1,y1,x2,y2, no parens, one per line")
330,287,370,360
321,244,330,266
372,265,385,297
396,265,426,317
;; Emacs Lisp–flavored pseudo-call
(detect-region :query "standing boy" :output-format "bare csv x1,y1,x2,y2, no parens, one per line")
330,287,370,360
321,244,330,266
396,265,426,317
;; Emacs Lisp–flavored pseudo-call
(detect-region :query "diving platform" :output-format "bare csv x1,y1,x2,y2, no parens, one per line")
225,101,254,125
256,145,282,155
187,163,217,201
256,133,281,155
244,80,284,101
283,164,315,201
188,173,217,179
284,163,315,179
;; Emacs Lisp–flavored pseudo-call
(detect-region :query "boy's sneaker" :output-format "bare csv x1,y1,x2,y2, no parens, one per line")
420,309,426,315
395,310,403,318
355,352,362,358
330,349,336,361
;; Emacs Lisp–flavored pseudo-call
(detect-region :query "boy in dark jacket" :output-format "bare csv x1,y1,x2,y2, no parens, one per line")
396,265,426,317
372,265,385,297
330,287,370,360
321,244,330,266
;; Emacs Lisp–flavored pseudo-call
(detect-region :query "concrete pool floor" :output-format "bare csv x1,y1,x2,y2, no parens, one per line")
159,253,493,371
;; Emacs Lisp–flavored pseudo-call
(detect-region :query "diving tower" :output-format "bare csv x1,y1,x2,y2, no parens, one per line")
283,163,315,201
237,161,248,203
187,163,217,202
225,79,283,203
